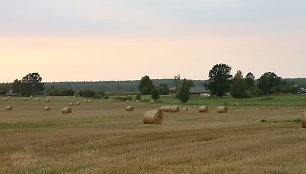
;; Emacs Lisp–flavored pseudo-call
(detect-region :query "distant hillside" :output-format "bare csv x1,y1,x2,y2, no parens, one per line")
44,79,207,93
284,78,306,86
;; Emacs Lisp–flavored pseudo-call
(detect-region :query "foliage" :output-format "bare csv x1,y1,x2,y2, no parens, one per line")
158,83,169,95
207,64,232,97
135,93,141,100
138,75,154,95
78,89,96,98
151,87,160,100
179,79,193,103
0,83,11,95
12,80,22,96
257,72,282,95
115,95,133,101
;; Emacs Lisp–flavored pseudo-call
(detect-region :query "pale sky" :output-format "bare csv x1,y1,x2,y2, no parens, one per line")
0,0,305,82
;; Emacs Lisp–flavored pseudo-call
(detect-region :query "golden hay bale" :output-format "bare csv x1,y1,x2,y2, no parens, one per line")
88,100,92,103
36,98,40,101
126,100,130,103
24,98,28,101
44,106,51,111
217,106,228,113
69,102,73,106
143,109,163,124
160,106,179,112
6,106,13,110
126,106,134,111
182,107,188,111
3,98,7,101
150,100,154,104
50,97,54,99
45,99,50,102
135,100,139,103
83,99,87,103
76,102,80,105
29,96,33,99
199,106,209,113
62,107,72,114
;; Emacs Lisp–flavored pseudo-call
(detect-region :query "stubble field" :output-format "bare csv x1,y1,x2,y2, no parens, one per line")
0,96,306,174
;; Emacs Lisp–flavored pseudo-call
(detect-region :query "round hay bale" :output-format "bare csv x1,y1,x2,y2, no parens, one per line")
3,98,7,101
6,106,13,110
50,97,54,99
160,106,179,112
36,98,40,101
126,106,134,111
150,100,154,104
24,98,28,101
7,96,10,98
44,106,51,111
83,99,87,103
199,106,209,113
217,106,228,113
135,100,139,103
69,102,73,106
29,96,33,99
88,100,92,103
126,100,130,103
76,102,80,105
182,107,188,111
62,107,72,114
143,109,163,124
45,99,50,102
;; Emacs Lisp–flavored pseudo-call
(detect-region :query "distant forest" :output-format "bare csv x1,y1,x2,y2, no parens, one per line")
44,79,206,93
1,78,305,95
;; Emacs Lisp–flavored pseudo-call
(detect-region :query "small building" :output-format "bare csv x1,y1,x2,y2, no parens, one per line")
189,87,211,97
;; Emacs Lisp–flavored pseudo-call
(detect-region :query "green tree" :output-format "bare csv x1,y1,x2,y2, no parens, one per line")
151,87,160,100
245,72,255,88
174,74,181,98
138,75,154,95
22,72,44,96
257,72,282,95
158,83,169,95
12,79,22,96
207,64,232,97
230,71,248,98
179,79,193,103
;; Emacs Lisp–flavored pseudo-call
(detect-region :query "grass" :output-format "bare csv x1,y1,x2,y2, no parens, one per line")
0,96,306,173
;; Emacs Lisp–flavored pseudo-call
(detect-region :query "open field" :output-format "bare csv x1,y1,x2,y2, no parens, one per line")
1,96,306,174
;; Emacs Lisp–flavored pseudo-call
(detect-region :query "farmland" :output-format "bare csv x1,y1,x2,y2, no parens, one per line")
0,96,306,174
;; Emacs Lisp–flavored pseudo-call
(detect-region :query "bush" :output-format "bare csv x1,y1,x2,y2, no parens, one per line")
115,96,133,101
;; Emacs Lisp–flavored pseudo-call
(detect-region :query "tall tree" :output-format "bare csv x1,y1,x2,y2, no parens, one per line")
207,64,232,97
138,75,154,95
22,72,44,96
230,71,248,98
179,79,193,103
151,87,160,100
257,72,282,95
12,79,22,96
245,72,255,88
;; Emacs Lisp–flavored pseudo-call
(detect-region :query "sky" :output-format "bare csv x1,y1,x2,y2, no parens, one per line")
0,0,305,82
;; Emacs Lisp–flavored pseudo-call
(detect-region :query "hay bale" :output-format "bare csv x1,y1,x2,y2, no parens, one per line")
69,102,73,106
6,106,13,110
143,109,163,124
150,100,154,104
24,98,28,101
160,106,179,112
126,106,134,111
302,111,306,128
44,106,51,111
45,99,50,102
76,102,80,105
199,106,209,113
36,98,40,101
29,96,33,99
50,97,54,99
135,100,139,103
217,106,228,113
126,100,130,103
3,98,7,101
62,107,72,114
88,100,92,103
182,107,188,111
83,99,87,103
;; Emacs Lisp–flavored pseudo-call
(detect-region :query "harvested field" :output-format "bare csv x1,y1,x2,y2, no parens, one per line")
0,97,306,173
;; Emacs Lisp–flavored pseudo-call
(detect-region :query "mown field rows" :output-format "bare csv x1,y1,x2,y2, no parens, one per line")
0,96,306,174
